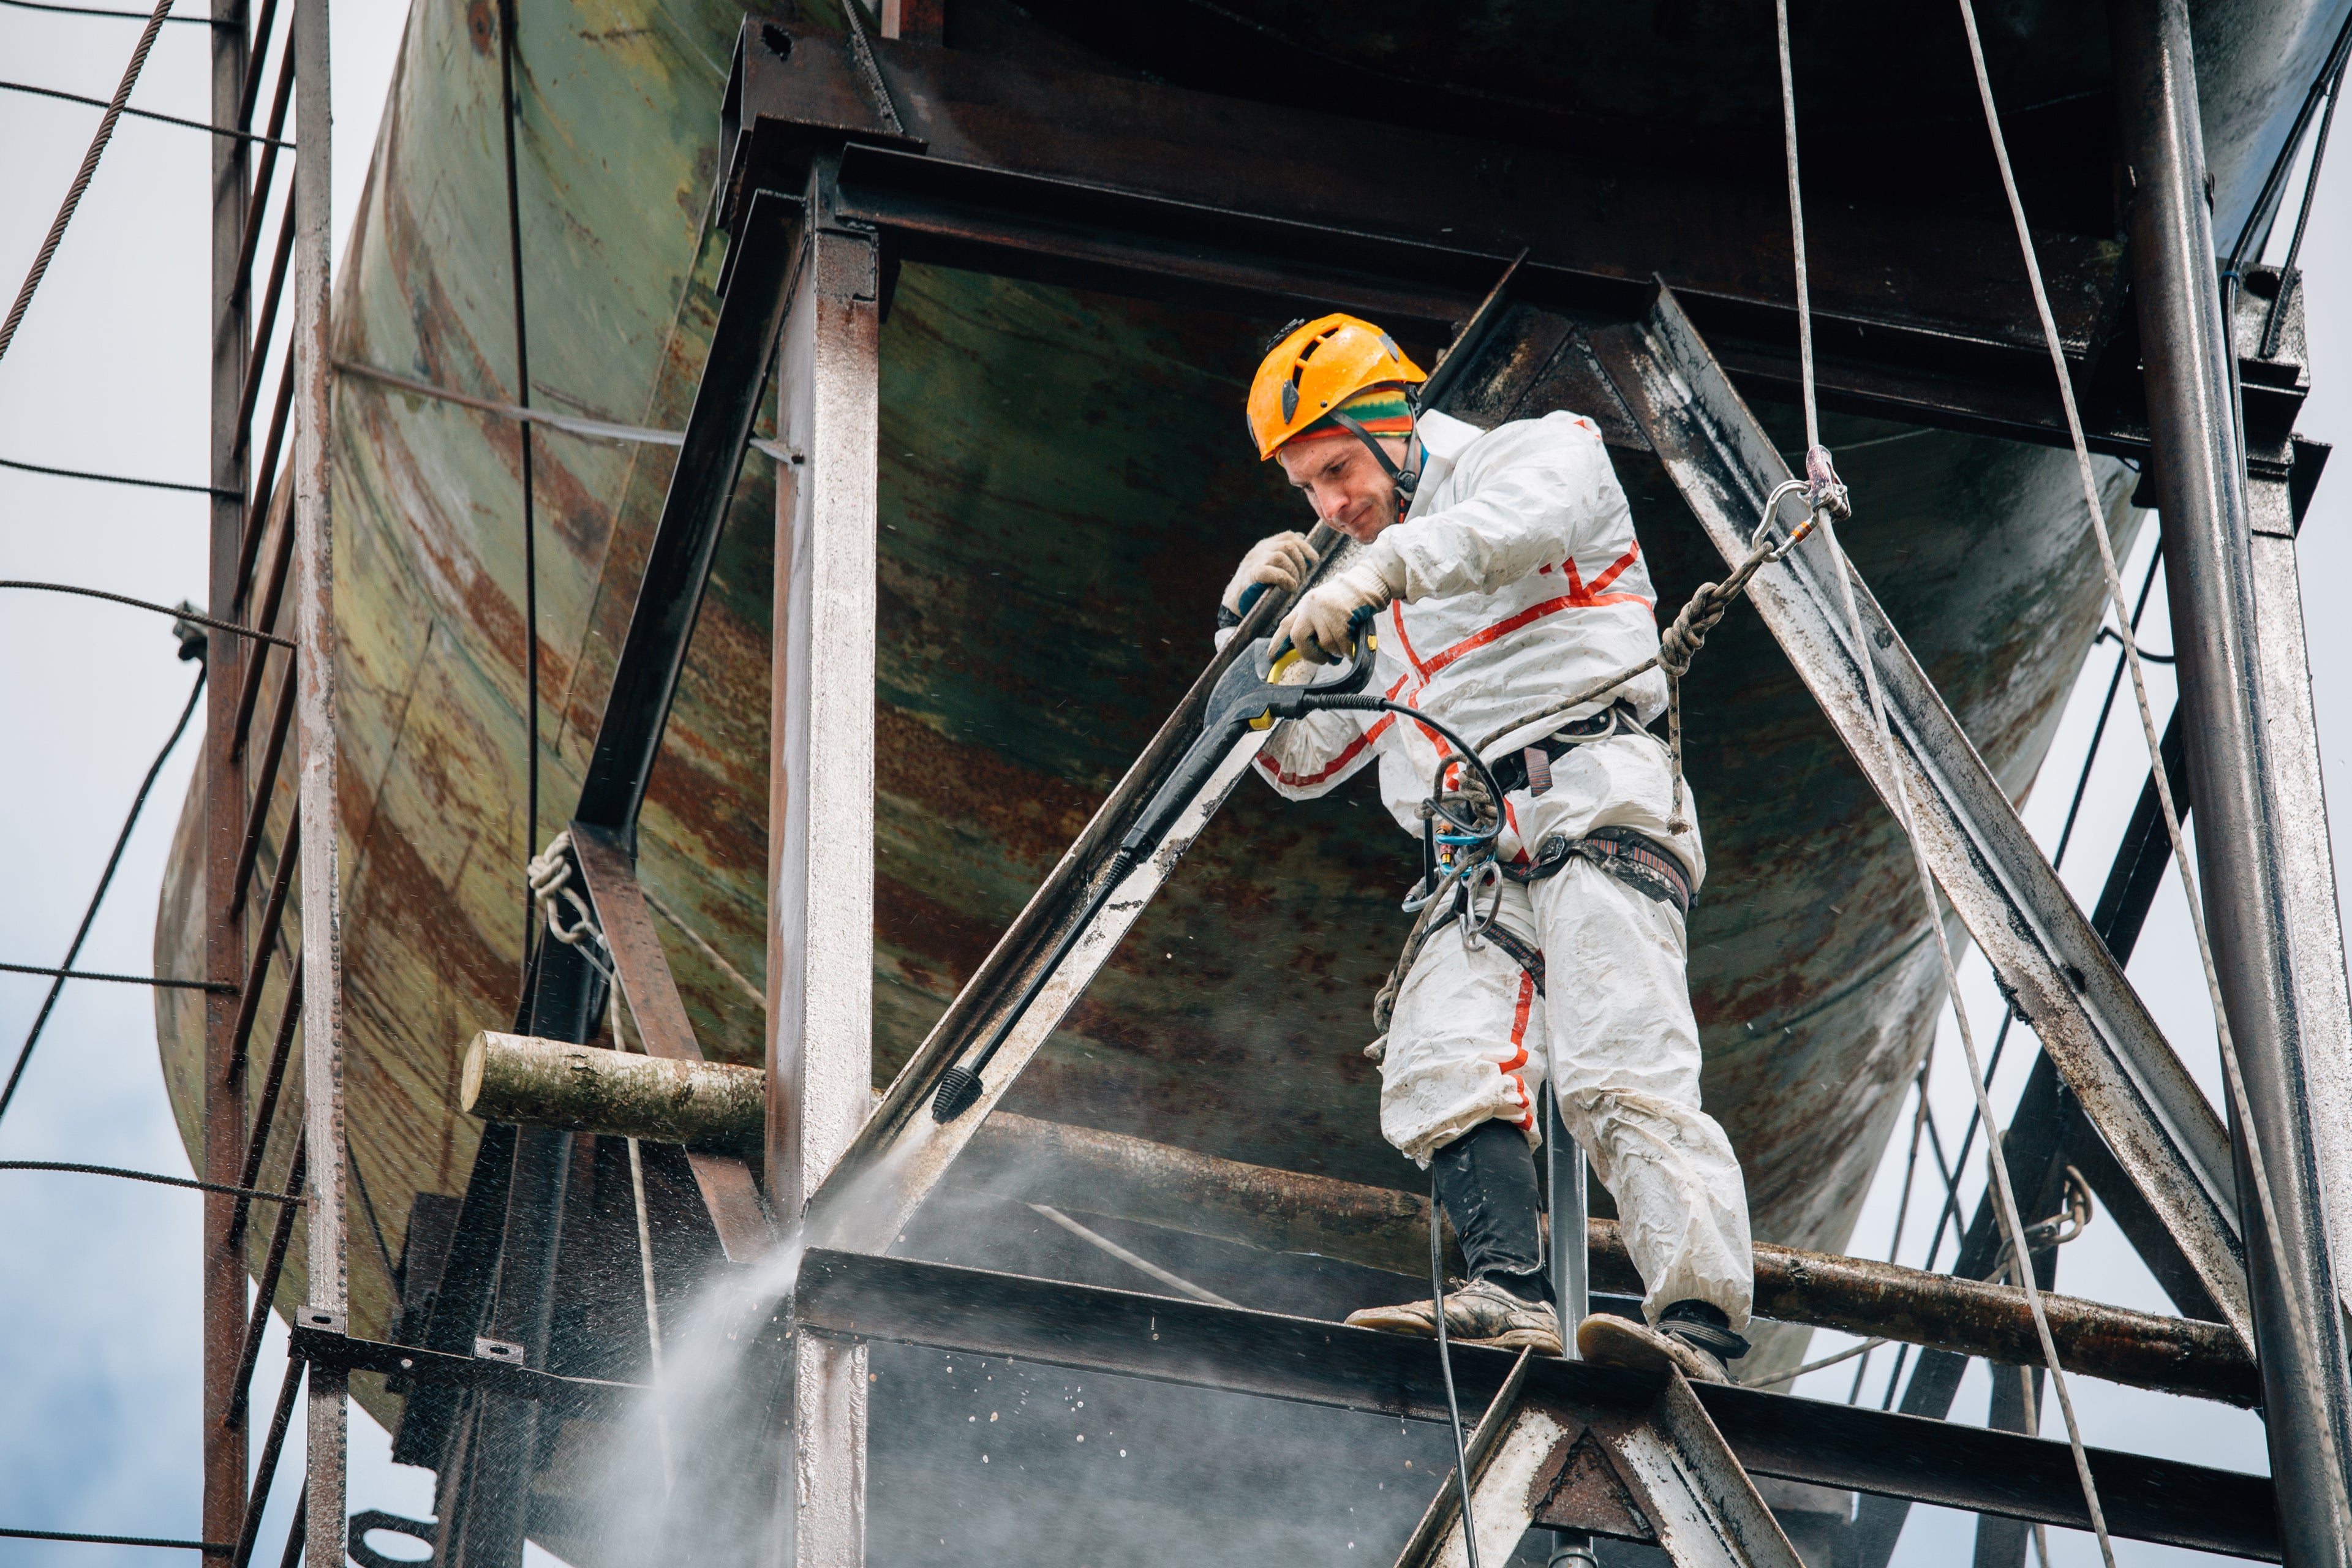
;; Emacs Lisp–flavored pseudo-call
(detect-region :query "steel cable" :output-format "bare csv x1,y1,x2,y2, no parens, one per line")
0,0,174,364
0,0,213,17
497,0,543,1000
1782,4,2116,1557
1954,0,2351,1539
0,1158,293,1201
0,580,293,646
0,451,237,496
0,959,228,990
0,78,294,148
0,659,205,1125
2261,57,2345,359
0,1526,233,1550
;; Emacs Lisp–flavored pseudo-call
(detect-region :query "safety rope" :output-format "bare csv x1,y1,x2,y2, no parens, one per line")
0,0,173,364
1744,1169,2090,1393
606,974,675,1493
1792,2,2115,1553
524,831,614,981
1954,0,2351,1537
1775,0,1820,456
1431,1164,1482,1568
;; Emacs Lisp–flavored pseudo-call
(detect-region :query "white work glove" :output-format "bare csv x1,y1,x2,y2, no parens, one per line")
1220,531,1320,617
1278,546,1407,662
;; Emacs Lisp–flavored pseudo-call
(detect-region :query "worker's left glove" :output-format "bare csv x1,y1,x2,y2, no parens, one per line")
1279,545,1406,663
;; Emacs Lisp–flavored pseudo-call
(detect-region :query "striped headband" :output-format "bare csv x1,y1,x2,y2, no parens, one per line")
1294,383,1414,445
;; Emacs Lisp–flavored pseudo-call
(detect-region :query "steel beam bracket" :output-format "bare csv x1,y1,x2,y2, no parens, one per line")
290,1323,641,1419
718,14,925,244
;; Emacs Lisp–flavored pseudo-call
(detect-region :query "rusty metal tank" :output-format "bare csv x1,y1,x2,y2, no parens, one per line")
152,0,2329,1461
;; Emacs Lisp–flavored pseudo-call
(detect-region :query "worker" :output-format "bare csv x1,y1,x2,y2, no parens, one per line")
1220,315,1755,1382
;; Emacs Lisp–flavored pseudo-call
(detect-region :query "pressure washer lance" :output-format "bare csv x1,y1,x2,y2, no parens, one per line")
930,610,1507,1123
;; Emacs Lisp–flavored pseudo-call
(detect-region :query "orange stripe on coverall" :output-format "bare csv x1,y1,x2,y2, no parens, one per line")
1504,971,1537,1131
1415,552,1653,684
1254,669,1414,788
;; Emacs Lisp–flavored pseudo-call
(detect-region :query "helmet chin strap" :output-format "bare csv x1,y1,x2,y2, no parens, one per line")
1326,409,1423,528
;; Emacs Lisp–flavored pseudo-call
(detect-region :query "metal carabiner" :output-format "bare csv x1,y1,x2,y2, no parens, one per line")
1750,478,1818,562
1458,859,1505,949
1403,859,1468,915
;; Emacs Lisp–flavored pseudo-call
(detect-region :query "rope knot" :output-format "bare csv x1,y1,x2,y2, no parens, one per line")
526,830,608,957
1659,584,1723,679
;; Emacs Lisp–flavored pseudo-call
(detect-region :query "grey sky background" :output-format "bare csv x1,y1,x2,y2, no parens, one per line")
0,7,2343,1567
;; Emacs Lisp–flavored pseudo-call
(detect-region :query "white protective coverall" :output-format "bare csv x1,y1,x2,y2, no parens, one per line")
1253,407,1754,1328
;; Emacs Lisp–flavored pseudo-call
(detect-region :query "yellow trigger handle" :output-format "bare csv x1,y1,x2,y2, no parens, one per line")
1248,627,1376,730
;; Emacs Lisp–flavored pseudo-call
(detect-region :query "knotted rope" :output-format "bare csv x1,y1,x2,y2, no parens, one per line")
1370,477,1834,1041
525,831,611,976
1471,475,1830,835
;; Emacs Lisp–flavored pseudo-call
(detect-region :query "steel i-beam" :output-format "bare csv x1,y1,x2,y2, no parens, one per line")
409,179,808,1568
1586,283,2253,1354
289,0,346,1561
2113,0,2352,1541
765,154,886,1568
793,1249,2283,1563
202,0,255,1555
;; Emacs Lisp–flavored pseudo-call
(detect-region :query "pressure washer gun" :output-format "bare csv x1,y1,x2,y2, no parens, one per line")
930,614,1380,1121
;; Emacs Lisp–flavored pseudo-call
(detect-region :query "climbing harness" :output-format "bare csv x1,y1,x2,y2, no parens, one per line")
1366,476,1819,1038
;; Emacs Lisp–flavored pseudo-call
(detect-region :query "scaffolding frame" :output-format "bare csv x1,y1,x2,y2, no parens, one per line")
198,0,344,1563
81,1,2344,1565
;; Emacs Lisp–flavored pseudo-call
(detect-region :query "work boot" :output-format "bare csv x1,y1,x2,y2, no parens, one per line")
1347,1276,1565,1355
1576,1301,1749,1384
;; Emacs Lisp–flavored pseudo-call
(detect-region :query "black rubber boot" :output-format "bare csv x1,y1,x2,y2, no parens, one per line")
1433,1120,1552,1305
1659,1299,1750,1364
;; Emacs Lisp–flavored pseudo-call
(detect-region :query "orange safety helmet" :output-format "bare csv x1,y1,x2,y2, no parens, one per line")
1246,314,1428,461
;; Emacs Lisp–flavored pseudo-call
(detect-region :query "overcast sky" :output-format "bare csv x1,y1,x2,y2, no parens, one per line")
0,7,2347,1568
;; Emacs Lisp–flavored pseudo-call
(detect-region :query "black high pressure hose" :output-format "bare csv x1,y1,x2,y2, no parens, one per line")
1433,1165,1484,1568
930,690,1509,1122
930,843,1136,1122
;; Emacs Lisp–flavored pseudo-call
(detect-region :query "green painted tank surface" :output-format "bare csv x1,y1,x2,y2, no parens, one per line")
153,0,2303,1551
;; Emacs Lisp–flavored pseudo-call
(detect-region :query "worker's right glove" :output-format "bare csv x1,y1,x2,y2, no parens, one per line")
1219,532,1320,620
1280,548,1406,663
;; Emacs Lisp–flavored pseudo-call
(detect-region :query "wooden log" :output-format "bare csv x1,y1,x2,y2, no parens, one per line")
462,1035,2260,1406
459,1032,764,1150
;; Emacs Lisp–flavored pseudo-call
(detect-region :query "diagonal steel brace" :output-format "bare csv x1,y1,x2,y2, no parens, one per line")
1586,282,2252,1354
1408,1350,1809,1568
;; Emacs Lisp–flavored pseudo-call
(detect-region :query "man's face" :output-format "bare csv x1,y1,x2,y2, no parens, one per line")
1275,431,1407,543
